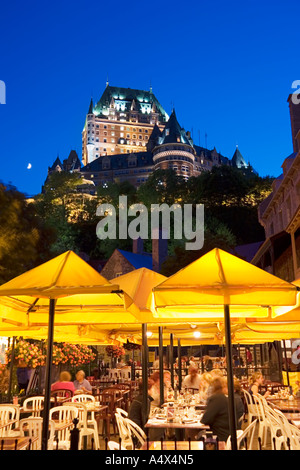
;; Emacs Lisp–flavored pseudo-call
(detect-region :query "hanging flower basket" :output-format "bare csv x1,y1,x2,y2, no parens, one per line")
6,340,43,368
6,340,96,368
105,345,125,358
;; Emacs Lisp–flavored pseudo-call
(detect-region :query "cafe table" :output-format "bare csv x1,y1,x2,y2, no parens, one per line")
267,397,300,413
140,440,226,450
0,436,39,450
145,413,209,431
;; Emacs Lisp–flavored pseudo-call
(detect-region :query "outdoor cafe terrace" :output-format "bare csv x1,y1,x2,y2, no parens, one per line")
0,248,299,451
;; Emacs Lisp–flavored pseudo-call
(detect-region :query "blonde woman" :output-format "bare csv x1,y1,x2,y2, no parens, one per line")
249,372,270,398
199,372,213,400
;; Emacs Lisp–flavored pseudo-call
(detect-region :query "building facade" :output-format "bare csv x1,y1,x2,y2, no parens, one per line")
82,84,169,166
252,94,300,282
48,84,253,191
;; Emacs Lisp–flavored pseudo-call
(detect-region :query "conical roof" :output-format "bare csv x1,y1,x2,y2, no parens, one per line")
88,98,93,114
232,147,248,168
159,109,192,146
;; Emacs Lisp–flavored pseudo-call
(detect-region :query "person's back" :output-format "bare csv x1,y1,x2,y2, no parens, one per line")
234,392,245,429
128,394,144,429
202,392,229,441
51,371,75,394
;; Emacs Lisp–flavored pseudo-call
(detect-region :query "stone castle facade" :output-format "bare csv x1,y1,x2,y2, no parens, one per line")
48,84,254,192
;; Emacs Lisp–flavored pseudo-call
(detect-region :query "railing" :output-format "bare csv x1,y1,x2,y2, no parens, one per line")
0,428,294,450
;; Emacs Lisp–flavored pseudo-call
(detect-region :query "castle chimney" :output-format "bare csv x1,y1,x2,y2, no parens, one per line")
288,93,300,153
132,237,144,255
152,228,168,273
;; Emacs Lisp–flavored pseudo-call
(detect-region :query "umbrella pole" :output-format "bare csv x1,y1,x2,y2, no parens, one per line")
178,339,182,391
8,336,16,401
159,327,164,406
142,324,148,424
41,298,55,451
170,333,174,390
283,340,291,392
224,304,238,451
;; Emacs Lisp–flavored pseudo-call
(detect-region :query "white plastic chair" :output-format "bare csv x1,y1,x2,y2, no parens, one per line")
72,395,98,431
121,369,131,380
0,404,20,436
125,417,147,448
271,407,300,450
115,413,133,449
65,402,100,450
116,408,128,418
108,440,127,450
23,396,44,417
19,417,55,450
243,390,259,425
0,405,17,437
226,419,257,450
72,394,95,403
49,405,78,450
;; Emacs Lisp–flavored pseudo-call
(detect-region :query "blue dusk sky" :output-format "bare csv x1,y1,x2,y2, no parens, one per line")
0,0,299,196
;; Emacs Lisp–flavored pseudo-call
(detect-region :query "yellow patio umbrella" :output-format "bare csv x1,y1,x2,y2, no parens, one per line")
0,250,139,450
151,247,299,450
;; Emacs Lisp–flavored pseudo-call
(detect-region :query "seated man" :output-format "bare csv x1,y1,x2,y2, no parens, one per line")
73,370,93,395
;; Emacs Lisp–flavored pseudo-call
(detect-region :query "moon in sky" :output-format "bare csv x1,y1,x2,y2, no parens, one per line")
27,163,32,169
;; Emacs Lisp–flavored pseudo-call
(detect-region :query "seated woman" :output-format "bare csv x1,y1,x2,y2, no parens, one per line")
51,370,75,395
249,372,270,398
73,370,93,395
234,377,245,429
128,379,155,431
200,376,230,442
199,372,213,401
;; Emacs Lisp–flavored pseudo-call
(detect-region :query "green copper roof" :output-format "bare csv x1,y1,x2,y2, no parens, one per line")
92,85,169,122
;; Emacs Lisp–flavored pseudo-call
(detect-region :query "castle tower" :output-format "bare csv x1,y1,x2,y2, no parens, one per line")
152,109,196,180
82,85,169,166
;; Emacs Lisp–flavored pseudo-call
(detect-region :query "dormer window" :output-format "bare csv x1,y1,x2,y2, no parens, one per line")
128,155,137,167
102,157,110,170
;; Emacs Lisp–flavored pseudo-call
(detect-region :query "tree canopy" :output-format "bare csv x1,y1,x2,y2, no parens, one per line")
0,166,273,280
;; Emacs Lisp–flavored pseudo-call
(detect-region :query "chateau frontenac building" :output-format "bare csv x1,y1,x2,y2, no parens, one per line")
48,84,253,191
